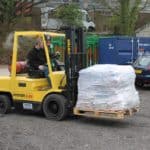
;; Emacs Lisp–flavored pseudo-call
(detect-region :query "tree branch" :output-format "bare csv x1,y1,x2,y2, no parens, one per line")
140,0,149,10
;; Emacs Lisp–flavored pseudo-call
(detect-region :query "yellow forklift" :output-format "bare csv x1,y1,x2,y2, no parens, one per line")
0,27,86,120
0,27,138,120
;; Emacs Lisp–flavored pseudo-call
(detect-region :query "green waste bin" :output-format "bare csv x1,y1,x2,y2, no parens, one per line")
85,33,99,66
48,36,65,62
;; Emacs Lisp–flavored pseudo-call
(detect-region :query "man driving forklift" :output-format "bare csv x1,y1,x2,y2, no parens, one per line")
27,37,64,79
27,37,47,74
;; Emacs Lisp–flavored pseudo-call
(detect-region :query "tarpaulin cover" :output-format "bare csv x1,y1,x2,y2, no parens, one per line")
76,64,140,110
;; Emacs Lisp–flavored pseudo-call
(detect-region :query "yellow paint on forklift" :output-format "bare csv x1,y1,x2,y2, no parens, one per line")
0,76,11,92
67,39,71,54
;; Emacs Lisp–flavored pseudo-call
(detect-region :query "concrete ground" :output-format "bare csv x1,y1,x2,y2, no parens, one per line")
0,66,150,150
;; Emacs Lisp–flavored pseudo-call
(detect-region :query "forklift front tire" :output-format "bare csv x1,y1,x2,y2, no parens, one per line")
0,95,11,114
43,94,68,121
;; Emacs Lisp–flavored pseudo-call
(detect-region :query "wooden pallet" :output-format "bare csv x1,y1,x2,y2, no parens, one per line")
74,107,139,120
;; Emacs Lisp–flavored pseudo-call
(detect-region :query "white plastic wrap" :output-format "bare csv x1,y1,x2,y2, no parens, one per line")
76,64,140,110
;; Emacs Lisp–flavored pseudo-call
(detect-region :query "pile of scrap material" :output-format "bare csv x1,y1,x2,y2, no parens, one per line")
76,64,140,111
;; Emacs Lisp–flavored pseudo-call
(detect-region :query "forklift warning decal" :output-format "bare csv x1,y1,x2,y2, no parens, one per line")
13,94,33,99
26,94,33,99
13,94,25,97
67,39,71,54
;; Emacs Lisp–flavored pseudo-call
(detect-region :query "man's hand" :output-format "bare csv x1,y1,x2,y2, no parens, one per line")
39,65,45,70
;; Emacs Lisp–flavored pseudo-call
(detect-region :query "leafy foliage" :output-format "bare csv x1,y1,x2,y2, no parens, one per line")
98,0,149,35
114,0,141,35
55,4,83,27
0,0,49,25
0,0,16,24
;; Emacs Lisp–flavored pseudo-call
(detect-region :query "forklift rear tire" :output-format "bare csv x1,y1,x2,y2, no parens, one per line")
0,95,11,114
43,94,68,121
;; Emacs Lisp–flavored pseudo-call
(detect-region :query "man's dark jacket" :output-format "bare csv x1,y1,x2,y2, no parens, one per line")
27,47,46,70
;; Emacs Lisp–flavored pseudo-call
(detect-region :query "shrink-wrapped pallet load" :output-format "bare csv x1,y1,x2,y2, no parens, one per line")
76,64,140,110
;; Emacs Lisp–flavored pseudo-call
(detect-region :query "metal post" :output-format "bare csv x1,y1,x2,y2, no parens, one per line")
131,38,134,63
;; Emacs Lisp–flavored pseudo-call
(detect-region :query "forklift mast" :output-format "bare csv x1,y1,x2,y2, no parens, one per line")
64,27,86,107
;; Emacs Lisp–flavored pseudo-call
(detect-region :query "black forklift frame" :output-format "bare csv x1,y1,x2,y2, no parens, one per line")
64,27,86,108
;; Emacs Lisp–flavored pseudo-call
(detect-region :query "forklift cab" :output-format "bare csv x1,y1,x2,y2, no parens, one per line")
11,32,65,76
